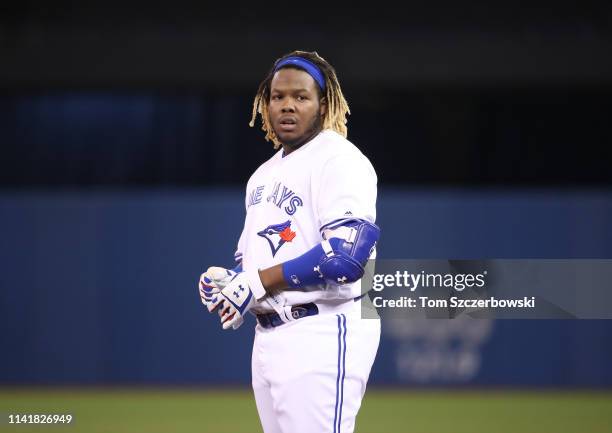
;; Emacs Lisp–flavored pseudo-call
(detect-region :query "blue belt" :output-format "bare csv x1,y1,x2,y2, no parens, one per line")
256,303,319,329
255,295,366,329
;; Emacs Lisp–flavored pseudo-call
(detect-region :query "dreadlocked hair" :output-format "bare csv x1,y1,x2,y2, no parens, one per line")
249,50,351,149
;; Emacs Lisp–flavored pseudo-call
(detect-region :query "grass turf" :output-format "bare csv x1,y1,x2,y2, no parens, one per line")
0,388,610,433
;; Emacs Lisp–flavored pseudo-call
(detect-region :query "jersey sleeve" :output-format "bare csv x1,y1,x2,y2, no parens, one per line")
314,152,377,231
234,184,250,264
234,225,245,265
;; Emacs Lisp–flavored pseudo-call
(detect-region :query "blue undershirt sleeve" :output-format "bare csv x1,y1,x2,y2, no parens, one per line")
282,243,326,288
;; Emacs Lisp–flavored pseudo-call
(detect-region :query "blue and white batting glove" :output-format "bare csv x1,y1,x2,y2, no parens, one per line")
199,266,237,313
210,269,265,330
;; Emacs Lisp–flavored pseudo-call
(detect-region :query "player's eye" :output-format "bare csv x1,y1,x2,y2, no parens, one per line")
296,95,307,101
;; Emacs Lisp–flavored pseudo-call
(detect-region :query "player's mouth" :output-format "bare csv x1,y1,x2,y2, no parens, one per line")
278,117,298,132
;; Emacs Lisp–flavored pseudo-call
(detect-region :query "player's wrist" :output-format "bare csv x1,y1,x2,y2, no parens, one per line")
246,267,267,300
256,264,289,294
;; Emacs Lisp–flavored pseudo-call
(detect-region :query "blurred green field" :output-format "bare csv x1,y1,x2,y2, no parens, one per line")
1,388,611,433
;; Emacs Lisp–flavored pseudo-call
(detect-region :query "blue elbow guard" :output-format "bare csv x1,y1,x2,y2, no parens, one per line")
282,220,380,287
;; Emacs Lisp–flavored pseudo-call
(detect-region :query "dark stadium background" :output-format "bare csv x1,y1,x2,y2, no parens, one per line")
1,3,611,432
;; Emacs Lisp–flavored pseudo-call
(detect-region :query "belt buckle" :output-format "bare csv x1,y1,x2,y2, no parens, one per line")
291,306,307,320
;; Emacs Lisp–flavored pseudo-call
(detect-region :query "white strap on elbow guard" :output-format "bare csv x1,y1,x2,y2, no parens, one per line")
322,225,358,243
322,225,370,260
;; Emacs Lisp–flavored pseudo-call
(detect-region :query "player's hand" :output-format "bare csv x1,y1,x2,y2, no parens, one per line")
209,272,257,330
199,266,236,313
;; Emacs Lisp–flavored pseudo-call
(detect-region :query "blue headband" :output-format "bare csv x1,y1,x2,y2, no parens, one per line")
274,56,326,92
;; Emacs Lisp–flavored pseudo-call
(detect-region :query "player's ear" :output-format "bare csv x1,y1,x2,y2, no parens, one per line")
319,97,327,117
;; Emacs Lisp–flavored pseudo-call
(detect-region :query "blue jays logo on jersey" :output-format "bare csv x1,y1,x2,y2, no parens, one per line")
257,220,297,257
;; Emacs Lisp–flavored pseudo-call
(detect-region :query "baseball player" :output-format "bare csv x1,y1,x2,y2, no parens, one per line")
199,50,380,433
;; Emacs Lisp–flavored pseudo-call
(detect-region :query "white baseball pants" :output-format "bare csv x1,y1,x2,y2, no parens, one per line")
252,300,380,433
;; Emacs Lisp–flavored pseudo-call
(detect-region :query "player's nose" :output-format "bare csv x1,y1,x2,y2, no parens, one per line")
281,100,295,112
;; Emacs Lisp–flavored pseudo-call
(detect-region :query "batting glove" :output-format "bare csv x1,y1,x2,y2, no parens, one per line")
199,266,236,313
210,269,264,330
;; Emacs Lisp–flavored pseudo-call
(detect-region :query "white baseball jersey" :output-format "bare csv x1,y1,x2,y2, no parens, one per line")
234,129,377,312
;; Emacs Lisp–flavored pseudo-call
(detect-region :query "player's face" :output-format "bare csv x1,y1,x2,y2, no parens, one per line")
269,68,326,151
